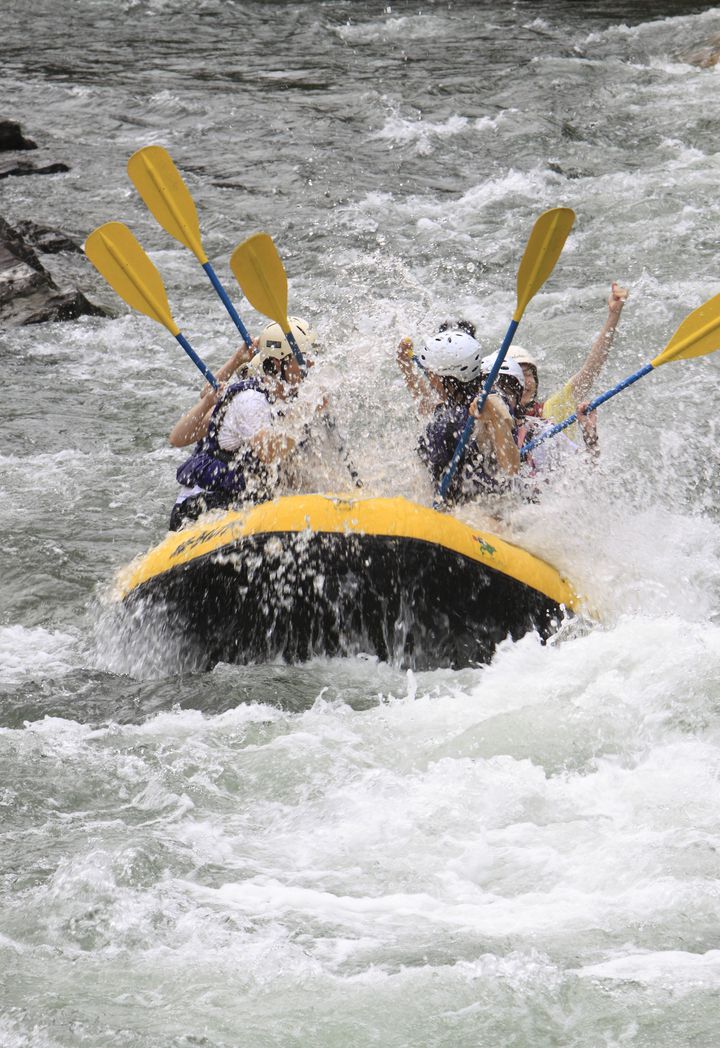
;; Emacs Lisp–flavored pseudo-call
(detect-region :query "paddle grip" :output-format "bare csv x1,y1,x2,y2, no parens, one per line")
434,319,519,505
175,332,219,389
520,362,655,456
202,262,253,346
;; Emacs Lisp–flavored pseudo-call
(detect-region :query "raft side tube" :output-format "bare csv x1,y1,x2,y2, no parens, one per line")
115,494,580,610
123,528,569,671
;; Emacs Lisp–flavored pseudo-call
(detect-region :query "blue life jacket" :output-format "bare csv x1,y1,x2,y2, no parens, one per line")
176,379,272,498
418,397,517,503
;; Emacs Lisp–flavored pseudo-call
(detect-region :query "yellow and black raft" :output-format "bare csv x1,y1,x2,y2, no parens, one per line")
115,494,580,670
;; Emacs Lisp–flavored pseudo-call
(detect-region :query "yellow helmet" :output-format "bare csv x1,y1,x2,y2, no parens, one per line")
507,345,537,367
249,316,318,372
507,345,538,381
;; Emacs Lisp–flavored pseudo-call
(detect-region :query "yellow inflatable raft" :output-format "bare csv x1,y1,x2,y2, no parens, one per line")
115,494,580,670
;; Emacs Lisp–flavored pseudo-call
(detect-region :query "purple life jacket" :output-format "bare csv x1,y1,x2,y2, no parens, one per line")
176,379,271,497
418,396,518,503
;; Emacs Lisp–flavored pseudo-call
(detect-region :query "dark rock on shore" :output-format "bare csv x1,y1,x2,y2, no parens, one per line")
0,120,37,151
22,288,107,325
0,119,69,179
0,216,109,326
0,159,70,180
14,220,83,256
0,120,106,325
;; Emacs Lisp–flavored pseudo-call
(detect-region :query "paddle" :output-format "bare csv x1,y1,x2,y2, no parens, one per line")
435,206,576,505
230,232,362,487
520,291,720,457
84,221,219,389
127,145,253,347
230,232,307,371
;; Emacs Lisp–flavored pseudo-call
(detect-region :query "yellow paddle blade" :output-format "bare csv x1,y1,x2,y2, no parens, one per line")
127,145,207,265
651,293,720,367
230,232,289,329
514,207,575,321
84,221,179,335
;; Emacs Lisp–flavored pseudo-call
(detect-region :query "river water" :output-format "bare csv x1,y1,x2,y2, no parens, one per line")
2,2,720,1045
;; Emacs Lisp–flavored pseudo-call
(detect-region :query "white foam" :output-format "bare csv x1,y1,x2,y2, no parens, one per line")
336,14,450,45
373,113,469,147
129,701,287,738
5,5,720,1041
584,6,720,46
0,625,80,685
578,949,720,989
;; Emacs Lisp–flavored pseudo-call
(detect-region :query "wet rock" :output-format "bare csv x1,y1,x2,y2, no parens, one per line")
0,159,70,180
14,219,82,255
0,120,37,151
548,161,588,180
683,36,720,68
0,119,69,179
22,289,108,325
0,216,109,326
560,121,586,142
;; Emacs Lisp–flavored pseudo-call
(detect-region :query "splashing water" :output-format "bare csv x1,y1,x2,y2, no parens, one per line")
2,2,720,1045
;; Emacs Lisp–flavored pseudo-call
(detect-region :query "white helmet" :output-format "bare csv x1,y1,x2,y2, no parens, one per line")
249,316,317,372
480,352,525,392
415,329,484,382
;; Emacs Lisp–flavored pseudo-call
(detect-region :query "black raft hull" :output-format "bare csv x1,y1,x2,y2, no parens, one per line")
115,495,579,671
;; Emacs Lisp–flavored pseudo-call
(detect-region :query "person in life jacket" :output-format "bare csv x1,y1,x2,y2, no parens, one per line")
167,317,324,531
516,399,599,490
507,282,628,449
416,330,524,505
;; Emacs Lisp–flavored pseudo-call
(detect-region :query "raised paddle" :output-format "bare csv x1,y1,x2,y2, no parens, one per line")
229,232,307,371
521,291,720,457
127,145,253,347
435,206,576,505
230,231,363,487
84,221,219,389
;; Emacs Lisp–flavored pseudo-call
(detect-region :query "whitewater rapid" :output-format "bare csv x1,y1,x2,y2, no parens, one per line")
2,2,720,1045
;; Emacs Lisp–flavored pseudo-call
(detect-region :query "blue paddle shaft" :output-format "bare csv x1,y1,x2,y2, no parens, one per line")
285,328,307,372
202,261,253,347
435,319,519,504
175,332,219,389
520,361,655,457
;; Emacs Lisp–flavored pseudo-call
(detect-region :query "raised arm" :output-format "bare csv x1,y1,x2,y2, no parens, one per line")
168,342,255,448
169,386,220,448
196,340,257,399
470,394,520,475
397,337,441,417
569,283,629,402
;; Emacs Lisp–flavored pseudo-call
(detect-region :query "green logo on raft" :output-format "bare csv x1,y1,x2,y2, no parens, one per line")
473,536,496,556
